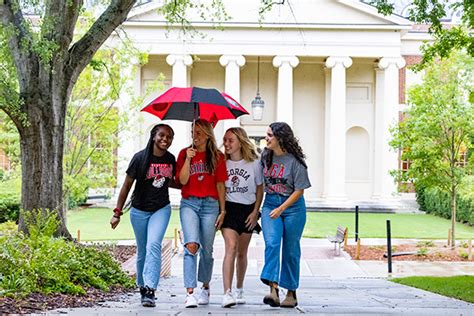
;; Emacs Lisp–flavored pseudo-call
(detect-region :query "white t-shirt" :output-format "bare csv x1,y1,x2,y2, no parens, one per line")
225,159,263,205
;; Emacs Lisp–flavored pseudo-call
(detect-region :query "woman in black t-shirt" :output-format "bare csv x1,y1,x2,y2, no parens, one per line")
110,124,176,308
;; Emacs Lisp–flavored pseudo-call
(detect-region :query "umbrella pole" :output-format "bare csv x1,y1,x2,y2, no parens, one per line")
192,102,198,149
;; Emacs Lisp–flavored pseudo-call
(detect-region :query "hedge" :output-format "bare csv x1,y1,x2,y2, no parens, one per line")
0,193,20,223
417,186,474,226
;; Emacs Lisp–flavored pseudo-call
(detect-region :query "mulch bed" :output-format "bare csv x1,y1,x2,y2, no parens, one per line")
101,244,136,263
0,245,137,315
345,243,472,262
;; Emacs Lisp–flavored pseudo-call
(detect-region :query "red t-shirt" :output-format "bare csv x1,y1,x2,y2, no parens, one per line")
176,148,228,200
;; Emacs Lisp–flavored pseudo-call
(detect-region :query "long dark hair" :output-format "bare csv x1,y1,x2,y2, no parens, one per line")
138,123,174,181
262,122,307,169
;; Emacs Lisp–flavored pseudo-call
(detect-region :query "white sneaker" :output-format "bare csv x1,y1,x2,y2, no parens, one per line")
235,288,246,304
185,293,198,308
198,287,210,305
221,289,237,308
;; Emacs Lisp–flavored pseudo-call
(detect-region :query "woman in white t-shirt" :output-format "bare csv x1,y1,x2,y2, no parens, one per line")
220,127,263,308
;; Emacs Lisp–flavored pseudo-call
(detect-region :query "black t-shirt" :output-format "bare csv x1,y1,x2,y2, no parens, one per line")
126,150,176,212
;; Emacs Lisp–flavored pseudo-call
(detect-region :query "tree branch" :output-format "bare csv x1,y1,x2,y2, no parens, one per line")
1,0,35,85
42,0,83,53
65,0,136,88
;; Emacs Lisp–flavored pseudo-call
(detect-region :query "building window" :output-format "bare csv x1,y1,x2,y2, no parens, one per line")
398,149,414,193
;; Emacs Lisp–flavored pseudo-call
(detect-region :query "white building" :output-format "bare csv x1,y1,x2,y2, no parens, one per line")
115,0,436,211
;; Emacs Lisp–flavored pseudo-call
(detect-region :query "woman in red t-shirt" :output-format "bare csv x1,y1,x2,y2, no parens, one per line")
175,119,228,308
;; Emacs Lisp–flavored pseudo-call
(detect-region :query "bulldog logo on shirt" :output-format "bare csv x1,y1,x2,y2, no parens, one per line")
146,163,173,189
152,176,165,188
231,175,240,187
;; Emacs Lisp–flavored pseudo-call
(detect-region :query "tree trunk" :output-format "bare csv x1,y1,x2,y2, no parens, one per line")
2,0,137,240
450,187,456,249
17,86,71,239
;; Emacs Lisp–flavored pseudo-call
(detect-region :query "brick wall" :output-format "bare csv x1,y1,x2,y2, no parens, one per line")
0,149,11,171
399,55,423,104
398,55,423,193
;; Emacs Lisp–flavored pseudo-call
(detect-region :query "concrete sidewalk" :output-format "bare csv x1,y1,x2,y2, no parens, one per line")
47,235,474,315
53,275,473,315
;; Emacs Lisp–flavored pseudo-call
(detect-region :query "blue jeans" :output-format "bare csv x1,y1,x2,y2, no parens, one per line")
130,205,171,289
260,194,306,290
180,197,219,289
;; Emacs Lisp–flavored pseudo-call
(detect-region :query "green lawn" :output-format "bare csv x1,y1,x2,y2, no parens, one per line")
391,275,474,303
67,208,182,241
303,212,474,239
66,208,474,241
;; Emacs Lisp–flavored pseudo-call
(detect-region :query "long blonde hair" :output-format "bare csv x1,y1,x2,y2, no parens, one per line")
224,127,258,162
193,119,221,173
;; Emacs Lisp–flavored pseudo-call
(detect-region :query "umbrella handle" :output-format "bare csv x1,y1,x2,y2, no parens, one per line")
191,102,198,149
191,119,195,149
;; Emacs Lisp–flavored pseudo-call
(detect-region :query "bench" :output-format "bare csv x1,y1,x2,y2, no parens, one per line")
327,226,347,255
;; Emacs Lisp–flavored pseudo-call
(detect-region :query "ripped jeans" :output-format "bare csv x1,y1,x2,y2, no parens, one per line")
179,197,219,289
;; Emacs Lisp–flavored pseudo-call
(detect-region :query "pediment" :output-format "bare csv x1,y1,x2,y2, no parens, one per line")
128,0,411,28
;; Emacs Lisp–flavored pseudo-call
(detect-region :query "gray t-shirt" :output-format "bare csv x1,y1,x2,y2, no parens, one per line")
262,153,311,196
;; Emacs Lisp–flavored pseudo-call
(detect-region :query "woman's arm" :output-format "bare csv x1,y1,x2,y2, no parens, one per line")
110,175,134,229
269,189,304,219
215,181,226,229
245,183,264,230
179,148,195,185
254,184,264,213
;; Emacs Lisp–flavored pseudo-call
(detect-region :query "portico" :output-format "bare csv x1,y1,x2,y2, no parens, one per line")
116,0,417,209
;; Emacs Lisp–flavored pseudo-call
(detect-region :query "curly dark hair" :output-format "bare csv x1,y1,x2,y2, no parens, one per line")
262,122,307,169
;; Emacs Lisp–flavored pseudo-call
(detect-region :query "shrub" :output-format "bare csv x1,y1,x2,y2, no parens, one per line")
0,193,20,223
416,186,474,226
459,250,469,259
417,240,435,247
416,247,429,256
0,209,134,297
0,221,17,235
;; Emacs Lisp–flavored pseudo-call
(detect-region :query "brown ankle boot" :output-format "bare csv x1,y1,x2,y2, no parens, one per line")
263,284,280,307
281,290,297,308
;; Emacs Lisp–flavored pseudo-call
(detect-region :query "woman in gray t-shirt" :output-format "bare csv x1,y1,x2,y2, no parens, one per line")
260,122,311,308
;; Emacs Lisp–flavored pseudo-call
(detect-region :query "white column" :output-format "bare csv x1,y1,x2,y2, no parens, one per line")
373,57,406,199
322,68,331,198
273,56,299,126
323,56,352,200
166,54,193,156
217,55,246,145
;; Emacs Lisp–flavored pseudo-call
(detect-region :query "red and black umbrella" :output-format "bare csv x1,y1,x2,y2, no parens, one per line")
141,87,249,124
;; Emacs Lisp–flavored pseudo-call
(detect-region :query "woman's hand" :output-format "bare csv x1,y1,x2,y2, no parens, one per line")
110,216,120,229
215,211,226,230
269,207,284,219
186,148,196,160
245,210,260,230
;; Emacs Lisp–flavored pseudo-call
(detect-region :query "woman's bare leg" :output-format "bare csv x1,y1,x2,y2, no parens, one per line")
222,228,239,292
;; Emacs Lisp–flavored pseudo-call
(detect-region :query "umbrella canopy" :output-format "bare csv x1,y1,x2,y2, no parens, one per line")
141,87,249,124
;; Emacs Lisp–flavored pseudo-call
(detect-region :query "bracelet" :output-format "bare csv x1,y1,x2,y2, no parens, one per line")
113,207,123,217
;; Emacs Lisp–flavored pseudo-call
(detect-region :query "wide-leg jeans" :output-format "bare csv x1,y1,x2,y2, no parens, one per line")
260,194,306,290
